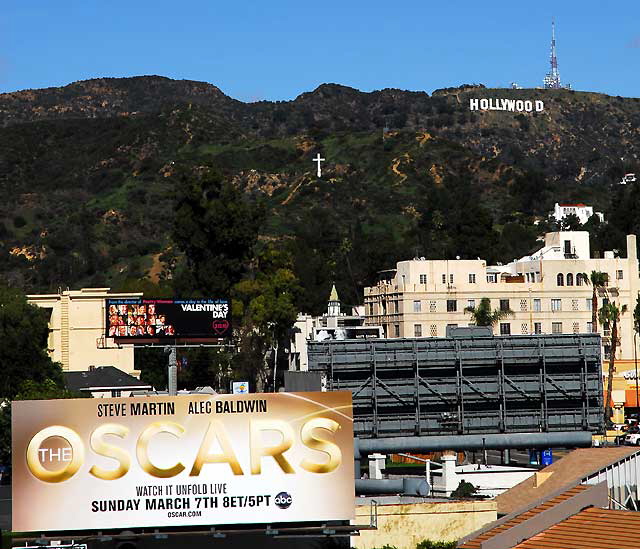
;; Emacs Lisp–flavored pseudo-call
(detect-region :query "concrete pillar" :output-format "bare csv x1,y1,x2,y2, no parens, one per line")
441,453,458,497
368,453,386,480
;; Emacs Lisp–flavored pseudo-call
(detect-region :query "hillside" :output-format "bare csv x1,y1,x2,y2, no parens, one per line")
1,76,640,312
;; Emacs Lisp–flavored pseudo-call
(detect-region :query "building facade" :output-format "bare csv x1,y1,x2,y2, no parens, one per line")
553,202,604,225
27,288,141,374
289,285,382,371
364,232,639,361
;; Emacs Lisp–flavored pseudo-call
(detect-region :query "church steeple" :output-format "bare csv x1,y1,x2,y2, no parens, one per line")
327,284,341,316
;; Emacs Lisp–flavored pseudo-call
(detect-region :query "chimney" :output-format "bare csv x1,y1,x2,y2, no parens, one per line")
534,471,554,487
627,234,637,262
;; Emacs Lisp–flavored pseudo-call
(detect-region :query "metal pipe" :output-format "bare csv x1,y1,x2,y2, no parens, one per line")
355,478,429,496
356,431,592,454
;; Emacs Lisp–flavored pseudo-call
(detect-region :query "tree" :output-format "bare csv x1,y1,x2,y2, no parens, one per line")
586,271,609,333
465,298,513,328
600,301,627,423
0,285,64,399
0,379,80,468
171,167,264,297
232,245,301,391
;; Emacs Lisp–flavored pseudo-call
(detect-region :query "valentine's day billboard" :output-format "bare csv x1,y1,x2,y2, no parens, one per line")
106,298,231,340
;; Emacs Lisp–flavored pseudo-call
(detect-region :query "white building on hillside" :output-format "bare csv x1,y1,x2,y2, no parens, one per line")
364,231,639,362
553,202,604,225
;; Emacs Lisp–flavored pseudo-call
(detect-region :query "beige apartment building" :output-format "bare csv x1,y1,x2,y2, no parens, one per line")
27,287,141,374
364,231,639,363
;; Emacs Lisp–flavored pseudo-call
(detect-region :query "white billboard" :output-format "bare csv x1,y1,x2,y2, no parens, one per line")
12,392,354,532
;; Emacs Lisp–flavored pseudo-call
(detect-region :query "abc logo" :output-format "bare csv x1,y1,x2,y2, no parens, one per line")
274,492,292,509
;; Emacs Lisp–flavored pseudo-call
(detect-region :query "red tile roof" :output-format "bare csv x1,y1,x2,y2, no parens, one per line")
495,448,639,515
459,485,589,549
514,507,640,549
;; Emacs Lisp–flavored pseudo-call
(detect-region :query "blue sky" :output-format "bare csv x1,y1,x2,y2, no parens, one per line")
1,1,638,100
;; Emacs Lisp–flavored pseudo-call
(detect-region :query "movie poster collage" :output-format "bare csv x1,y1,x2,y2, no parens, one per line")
108,303,175,337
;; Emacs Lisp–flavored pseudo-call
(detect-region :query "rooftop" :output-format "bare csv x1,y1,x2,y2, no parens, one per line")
64,366,151,392
460,484,590,549
459,482,640,549
515,507,640,549
495,447,640,515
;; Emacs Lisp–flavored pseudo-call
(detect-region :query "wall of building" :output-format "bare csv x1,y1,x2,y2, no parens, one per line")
28,288,141,374
353,500,497,549
364,233,639,362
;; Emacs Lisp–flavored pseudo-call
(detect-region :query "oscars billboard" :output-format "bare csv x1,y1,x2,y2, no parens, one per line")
12,392,354,532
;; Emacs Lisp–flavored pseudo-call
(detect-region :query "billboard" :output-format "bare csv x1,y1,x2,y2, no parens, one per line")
105,298,231,340
12,392,354,532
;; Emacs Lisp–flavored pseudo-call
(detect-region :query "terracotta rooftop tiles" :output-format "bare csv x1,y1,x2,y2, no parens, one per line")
514,507,640,549
495,447,639,515
459,485,589,549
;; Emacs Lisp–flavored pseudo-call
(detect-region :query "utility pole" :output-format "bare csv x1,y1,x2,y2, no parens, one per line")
166,346,177,396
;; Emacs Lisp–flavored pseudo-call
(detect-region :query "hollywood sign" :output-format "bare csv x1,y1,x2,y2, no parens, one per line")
470,98,544,112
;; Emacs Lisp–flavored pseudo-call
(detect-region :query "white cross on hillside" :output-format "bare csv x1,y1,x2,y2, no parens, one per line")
313,153,325,177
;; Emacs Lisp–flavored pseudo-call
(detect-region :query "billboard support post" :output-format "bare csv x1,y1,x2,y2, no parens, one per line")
166,346,177,396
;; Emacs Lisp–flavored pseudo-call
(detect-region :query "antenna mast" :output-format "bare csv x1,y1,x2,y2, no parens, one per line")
543,18,562,89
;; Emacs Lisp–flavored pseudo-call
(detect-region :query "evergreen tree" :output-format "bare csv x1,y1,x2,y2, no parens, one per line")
0,285,64,398
171,166,264,296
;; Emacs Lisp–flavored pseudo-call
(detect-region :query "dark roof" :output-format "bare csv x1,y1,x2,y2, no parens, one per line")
495,447,640,515
64,366,151,391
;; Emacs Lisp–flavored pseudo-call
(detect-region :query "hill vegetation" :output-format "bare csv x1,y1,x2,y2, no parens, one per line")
1,76,640,314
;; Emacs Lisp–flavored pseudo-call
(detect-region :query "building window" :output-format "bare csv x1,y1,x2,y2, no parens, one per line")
572,322,580,334
520,299,527,312
534,322,542,334
394,324,400,337
551,298,562,312
499,299,510,312
442,274,446,284
467,299,476,310
413,300,421,312
604,345,611,360
586,299,592,311
447,300,457,312
552,322,563,334
566,273,574,286
414,324,422,337
557,273,564,286
521,323,528,335
429,300,437,312
487,273,497,283
576,273,584,286
587,321,593,333
468,273,476,283
430,324,437,337
419,274,427,284
449,274,454,284
533,298,541,312
571,299,579,311
500,323,511,335
617,270,624,280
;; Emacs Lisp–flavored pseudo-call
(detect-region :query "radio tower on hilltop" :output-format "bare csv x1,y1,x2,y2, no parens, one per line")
543,19,562,89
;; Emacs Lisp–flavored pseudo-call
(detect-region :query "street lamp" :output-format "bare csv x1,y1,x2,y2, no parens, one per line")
634,330,639,418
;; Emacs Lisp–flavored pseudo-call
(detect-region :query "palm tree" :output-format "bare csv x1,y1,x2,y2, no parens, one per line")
465,298,513,328
583,271,608,333
600,301,627,423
